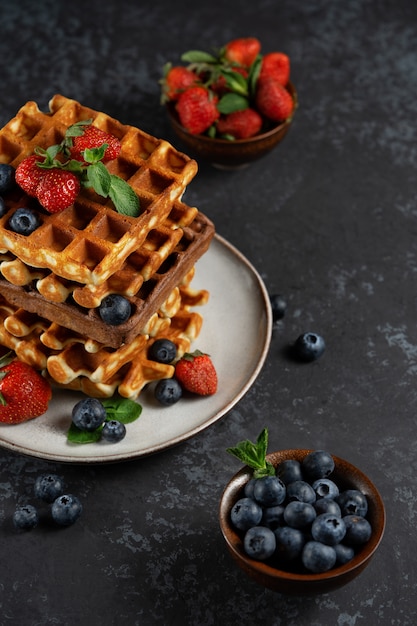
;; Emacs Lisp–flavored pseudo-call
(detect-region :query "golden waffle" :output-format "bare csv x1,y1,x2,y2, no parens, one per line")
0,211,214,348
0,94,198,286
0,274,207,399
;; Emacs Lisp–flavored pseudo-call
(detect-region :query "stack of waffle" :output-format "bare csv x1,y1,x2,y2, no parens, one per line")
0,95,215,398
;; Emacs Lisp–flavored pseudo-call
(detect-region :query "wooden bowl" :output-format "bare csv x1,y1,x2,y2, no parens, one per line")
166,83,297,169
219,449,385,595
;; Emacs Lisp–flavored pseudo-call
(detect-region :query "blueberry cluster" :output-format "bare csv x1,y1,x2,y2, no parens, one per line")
12,474,82,530
230,451,372,574
72,398,126,442
148,339,183,406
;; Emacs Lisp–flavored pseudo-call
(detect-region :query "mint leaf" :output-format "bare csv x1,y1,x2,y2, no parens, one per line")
85,161,112,197
217,93,249,115
109,175,140,217
248,55,262,97
83,145,108,164
67,423,103,444
65,119,93,139
226,428,275,478
222,70,248,96
102,397,142,424
181,50,218,64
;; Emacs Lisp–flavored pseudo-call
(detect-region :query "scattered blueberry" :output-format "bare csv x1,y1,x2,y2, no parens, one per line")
311,513,346,546
154,378,182,405
269,294,287,322
230,497,263,531
51,494,83,526
72,398,107,431
253,475,286,507
302,540,337,573
148,339,177,364
34,474,65,503
293,332,326,362
312,478,339,500
99,294,131,325
343,515,372,546
302,450,335,480
8,207,41,235
101,419,126,443
243,526,276,560
0,163,15,193
13,504,39,530
336,489,368,517
0,197,8,218
286,480,316,504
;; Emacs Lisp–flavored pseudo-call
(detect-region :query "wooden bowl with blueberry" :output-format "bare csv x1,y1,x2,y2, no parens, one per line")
219,430,385,595
161,38,298,169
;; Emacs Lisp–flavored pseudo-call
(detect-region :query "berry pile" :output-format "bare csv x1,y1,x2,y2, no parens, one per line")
12,473,82,530
161,37,295,140
227,432,373,574
68,396,141,444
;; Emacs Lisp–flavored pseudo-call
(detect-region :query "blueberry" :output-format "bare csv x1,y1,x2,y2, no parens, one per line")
314,498,341,517
34,473,65,503
274,526,306,563
276,459,303,485
261,504,285,529
72,398,106,431
8,207,41,235
302,450,334,480
148,339,177,364
101,419,126,443
230,497,263,531
243,526,276,561
334,543,355,565
269,294,287,322
244,478,256,499
343,515,372,546
286,480,316,504
51,494,82,526
0,163,15,192
311,513,346,546
283,501,317,529
154,378,182,405
336,489,368,517
312,478,339,500
99,294,131,325
253,475,286,507
0,197,7,217
302,541,337,573
13,504,39,530
293,332,325,362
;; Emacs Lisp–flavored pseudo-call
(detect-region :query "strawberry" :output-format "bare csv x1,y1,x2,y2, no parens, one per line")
15,155,46,197
216,108,263,139
69,125,121,162
36,168,80,213
0,355,52,424
223,37,261,68
255,77,294,122
175,350,217,396
176,87,220,135
162,65,200,101
259,52,290,86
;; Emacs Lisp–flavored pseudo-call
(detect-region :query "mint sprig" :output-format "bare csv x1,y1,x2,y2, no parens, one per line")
226,428,275,478
67,397,142,444
32,121,140,218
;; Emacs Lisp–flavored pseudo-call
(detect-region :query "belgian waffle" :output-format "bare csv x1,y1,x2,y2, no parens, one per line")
0,272,205,399
0,94,198,285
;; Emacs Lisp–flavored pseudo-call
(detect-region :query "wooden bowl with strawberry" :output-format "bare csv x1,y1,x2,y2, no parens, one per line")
161,38,298,169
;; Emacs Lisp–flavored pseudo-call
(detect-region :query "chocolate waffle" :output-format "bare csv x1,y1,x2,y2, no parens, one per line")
0,94,198,285
0,272,206,398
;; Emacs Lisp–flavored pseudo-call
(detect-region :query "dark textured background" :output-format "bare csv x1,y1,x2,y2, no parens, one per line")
1,1,417,624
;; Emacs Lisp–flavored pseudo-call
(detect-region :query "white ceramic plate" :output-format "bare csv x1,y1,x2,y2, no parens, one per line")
0,235,272,463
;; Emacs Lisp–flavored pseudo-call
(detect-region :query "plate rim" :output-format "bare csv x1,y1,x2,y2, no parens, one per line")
0,233,272,464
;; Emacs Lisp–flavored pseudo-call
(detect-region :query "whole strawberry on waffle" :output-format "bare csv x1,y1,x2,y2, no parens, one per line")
0,95,215,402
